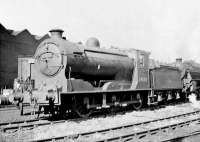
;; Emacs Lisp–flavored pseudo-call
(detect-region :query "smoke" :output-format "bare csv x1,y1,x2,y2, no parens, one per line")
188,93,200,109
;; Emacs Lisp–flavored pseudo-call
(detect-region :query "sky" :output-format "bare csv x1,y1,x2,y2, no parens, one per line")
1,0,200,63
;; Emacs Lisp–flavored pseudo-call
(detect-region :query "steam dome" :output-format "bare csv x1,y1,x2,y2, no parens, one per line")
86,37,100,48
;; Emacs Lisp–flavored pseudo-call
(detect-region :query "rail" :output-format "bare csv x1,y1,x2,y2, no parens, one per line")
28,110,200,142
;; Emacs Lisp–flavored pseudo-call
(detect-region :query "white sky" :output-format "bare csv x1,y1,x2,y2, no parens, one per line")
1,0,200,63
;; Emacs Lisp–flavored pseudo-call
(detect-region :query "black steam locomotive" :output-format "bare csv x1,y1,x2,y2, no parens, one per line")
15,29,200,117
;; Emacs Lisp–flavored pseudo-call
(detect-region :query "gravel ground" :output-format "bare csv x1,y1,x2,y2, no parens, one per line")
1,99,200,142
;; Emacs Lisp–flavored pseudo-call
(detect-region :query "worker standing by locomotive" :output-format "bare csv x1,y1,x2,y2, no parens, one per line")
181,69,193,99
13,78,24,115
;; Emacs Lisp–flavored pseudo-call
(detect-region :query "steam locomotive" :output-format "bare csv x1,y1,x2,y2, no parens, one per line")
15,29,200,117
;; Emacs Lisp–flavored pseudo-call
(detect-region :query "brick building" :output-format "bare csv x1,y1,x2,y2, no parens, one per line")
0,23,49,89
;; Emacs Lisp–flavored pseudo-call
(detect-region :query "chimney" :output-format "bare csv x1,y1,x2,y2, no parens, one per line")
175,58,182,68
49,29,64,39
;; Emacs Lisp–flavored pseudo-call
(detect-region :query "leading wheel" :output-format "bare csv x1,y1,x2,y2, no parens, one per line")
132,93,143,110
72,97,92,118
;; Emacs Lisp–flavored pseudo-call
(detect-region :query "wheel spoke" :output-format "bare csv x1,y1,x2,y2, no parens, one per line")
72,97,92,118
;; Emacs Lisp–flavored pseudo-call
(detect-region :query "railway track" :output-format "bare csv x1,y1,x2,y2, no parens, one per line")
0,99,187,133
0,118,47,132
27,110,200,142
0,104,194,133
162,129,200,142
0,114,90,132
0,102,194,133
90,117,200,142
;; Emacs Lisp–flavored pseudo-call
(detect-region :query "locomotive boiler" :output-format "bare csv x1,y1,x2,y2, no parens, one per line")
14,29,200,118
34,29,135,90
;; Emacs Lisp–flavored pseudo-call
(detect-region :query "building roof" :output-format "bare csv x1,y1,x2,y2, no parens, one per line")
0,23,49,41
0,23,7,31
9,30,23,36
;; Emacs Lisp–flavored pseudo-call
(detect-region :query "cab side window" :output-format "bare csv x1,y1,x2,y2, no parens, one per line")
139,54,144,67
